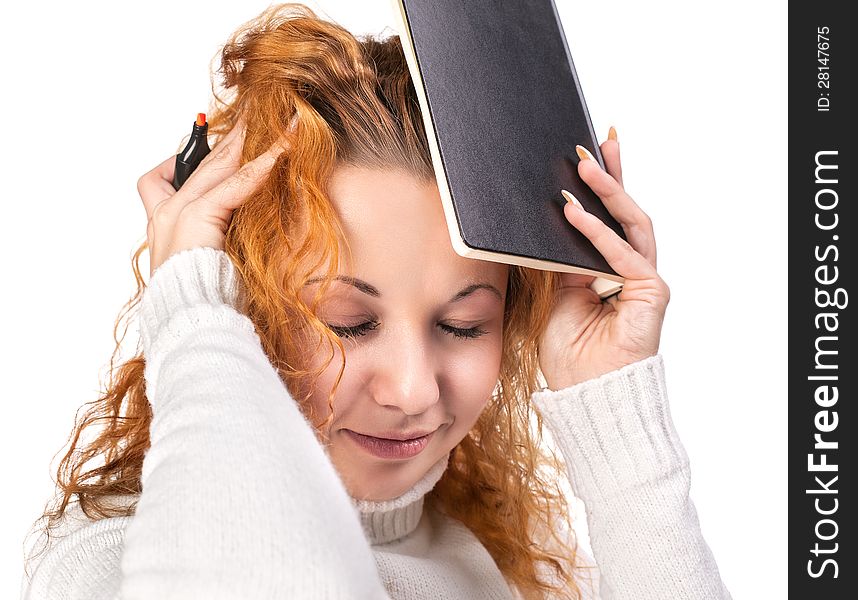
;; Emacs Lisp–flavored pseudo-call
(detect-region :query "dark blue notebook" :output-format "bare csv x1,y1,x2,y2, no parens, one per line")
389,0,626,298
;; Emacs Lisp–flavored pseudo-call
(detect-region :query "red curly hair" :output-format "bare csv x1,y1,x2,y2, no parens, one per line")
24,4,590,598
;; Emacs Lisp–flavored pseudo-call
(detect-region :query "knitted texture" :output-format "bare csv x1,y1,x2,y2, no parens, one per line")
531,356,733,600
354,450,450,545
20,246,731,600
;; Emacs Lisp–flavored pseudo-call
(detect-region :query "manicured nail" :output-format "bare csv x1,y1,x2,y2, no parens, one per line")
561,189,584,210
575,145,596,162
608,126,618,142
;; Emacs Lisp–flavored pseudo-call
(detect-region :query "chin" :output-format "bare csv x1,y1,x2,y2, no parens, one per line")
333,439,442,501
344,472,417,502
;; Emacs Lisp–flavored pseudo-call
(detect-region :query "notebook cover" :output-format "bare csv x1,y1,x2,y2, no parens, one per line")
391,0,627,295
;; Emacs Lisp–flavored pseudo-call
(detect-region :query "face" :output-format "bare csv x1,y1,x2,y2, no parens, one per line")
299,164,509,502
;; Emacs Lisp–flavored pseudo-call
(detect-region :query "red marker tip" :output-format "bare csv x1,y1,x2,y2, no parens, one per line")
196,113,206,126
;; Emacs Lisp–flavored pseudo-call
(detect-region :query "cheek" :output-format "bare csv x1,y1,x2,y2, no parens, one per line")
301,345,351,436
442,340,503,427
445,334,503,385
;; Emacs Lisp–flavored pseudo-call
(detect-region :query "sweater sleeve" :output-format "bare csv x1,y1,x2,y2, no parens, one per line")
530,354,732,600
119,246,391,599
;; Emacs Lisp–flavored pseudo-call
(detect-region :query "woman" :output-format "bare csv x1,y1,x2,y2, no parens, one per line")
21,3,732,599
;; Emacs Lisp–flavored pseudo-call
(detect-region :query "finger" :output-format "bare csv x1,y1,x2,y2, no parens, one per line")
558,271,596,290
576,149,657,268
137,155,177,219
194,115,247,170
196,144,284,211
575,146,640,228
561,190,658,281
599,132,624,188
138,117,248,218
176,119,248,201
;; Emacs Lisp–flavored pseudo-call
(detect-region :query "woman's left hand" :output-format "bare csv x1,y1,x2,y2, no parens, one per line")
538,128,670,390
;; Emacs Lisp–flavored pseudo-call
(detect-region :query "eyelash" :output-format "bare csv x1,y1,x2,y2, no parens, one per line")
327,320,487,340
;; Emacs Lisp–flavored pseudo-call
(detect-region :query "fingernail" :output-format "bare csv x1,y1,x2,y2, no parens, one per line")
561,189,584,210
270,136,290,153
608,126,618,142
575,145,596,162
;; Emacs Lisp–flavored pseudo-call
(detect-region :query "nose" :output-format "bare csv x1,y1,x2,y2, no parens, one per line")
370,330,440,416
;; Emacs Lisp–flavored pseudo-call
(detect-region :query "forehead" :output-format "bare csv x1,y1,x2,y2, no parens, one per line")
326,165,508,293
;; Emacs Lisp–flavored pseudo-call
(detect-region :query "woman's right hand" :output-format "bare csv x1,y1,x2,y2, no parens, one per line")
136,119,287,278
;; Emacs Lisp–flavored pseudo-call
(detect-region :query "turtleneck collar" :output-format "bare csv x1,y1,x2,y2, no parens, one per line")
350,450,451,545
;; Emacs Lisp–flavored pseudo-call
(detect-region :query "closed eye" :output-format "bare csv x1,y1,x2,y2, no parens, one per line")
327,320,487,340
327,321,380,339
438,323,488,339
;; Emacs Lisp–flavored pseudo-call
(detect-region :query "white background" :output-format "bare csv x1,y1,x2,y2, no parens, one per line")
0,1,786,597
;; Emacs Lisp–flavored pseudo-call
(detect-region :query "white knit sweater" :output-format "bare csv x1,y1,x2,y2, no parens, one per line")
20,247,732,600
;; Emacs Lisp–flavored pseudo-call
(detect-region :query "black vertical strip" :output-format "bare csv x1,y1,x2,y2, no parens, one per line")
789,4,857,596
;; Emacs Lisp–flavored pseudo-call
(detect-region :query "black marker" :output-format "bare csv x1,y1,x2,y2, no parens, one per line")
172,113,211,190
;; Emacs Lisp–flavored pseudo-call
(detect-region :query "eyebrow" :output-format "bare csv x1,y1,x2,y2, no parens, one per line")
304,276,504,303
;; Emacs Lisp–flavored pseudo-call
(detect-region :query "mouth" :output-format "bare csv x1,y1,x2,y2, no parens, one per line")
343,428,436,460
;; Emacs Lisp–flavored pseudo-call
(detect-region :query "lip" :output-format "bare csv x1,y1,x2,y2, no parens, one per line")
344,428,436,460
366,429,437,441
